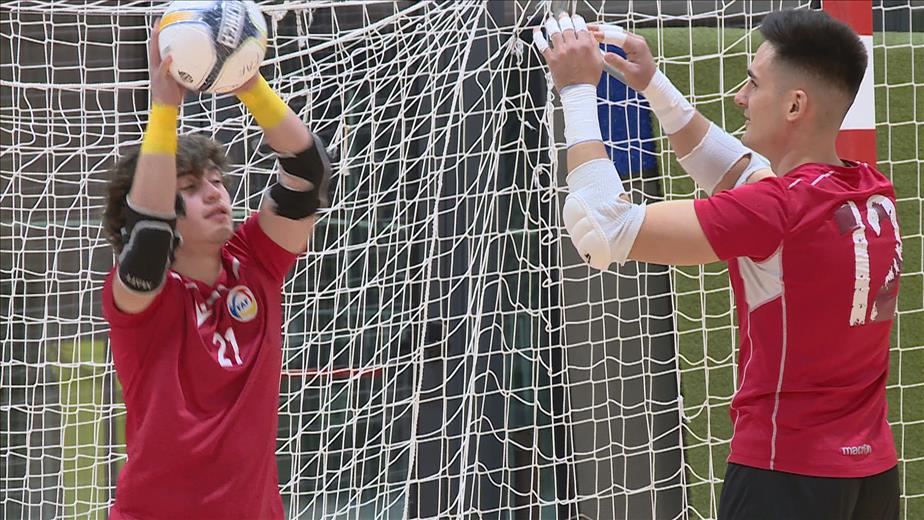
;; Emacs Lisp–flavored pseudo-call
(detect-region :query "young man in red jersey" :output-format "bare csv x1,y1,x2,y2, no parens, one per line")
534,9,900,519
100,21,329,520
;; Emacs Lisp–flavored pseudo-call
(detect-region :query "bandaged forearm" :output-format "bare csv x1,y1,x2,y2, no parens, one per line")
560,84,602,147
733,150,771,189
140,103,178,155
642,70,695,135
236,75,290,129
678,122,750,194
677,122,771,194
562,159,646,269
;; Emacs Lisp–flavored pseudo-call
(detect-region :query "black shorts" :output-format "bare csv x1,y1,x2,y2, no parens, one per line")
718,463,899,520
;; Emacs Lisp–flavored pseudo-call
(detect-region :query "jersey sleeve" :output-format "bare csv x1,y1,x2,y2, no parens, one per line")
102,268,175,329
225,213,300,284
693,177,790,262
102,269,180,390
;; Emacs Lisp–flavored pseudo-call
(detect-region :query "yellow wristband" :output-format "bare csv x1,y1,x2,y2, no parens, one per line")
236,75,289,129
140,103,179,155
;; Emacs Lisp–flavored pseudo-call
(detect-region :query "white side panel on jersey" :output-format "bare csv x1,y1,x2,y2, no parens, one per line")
737,249,783,310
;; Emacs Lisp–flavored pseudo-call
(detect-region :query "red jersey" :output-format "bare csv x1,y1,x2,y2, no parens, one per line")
694,161,901,478
103,214,298,519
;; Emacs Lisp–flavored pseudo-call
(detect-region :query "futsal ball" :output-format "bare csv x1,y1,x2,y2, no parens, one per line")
158,1,268,93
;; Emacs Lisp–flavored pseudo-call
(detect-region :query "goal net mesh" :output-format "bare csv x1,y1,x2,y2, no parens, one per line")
1,1,920,519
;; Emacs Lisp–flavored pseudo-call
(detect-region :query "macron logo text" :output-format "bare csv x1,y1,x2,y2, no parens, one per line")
840,444,872,456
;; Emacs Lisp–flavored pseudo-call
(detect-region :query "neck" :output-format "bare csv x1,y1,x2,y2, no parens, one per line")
770,127,843,176
172,246,223,286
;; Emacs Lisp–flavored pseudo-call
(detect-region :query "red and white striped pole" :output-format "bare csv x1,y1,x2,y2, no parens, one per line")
823,0,876,167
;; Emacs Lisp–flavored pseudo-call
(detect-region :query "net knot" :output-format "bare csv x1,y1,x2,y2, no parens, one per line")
507,35,524,62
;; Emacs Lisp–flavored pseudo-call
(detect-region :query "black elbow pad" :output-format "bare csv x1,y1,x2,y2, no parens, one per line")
117,203,181,292
277,132,332,188
269,182,322,220
271,133,331,220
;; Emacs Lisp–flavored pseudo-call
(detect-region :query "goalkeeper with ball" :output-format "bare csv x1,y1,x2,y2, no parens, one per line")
100,16,327,520
535,9,900,520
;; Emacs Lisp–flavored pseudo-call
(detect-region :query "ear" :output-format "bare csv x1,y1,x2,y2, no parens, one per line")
786,89,808,123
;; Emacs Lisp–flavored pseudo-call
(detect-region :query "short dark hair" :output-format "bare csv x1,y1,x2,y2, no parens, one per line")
759,9,867,101
103,134,230,253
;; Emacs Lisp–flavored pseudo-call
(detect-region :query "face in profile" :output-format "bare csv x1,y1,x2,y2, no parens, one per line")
734,42,790,158
174,161,233,251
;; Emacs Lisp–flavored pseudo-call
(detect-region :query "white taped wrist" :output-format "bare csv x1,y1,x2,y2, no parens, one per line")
562,159,645,269
642,70,695,135
560,84,602,147
677,122,750,195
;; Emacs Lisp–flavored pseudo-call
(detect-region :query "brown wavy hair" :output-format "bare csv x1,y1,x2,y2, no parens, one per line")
103,134,230,253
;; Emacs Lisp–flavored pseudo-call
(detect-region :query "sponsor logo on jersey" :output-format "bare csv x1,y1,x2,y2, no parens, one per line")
840,444,872,456
227,285,257,322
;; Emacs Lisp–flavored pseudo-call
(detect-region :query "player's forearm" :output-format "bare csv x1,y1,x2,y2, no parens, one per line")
567,140,609,171
237,74,327,196
560,84,644,270
664,111,709,158
128,103,179,215
238,74,328,252
561,84,616,174
642,70,771,194
114,102,182,306
236,75,312,155
668,111,754,194
264,113,314,158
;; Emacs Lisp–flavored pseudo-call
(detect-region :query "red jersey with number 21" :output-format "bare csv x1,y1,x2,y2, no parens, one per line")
694,161,901,478
103,214,298,519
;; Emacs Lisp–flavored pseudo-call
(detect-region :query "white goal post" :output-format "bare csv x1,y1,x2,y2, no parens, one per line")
1,1,921,519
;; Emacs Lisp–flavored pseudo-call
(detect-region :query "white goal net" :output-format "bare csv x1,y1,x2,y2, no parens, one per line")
2,1,921,519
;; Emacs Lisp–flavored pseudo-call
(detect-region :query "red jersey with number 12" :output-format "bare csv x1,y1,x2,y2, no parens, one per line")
694,161,901,478
103,214,298,519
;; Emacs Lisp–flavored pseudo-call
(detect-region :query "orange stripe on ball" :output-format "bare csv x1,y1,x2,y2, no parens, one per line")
159,11,195,30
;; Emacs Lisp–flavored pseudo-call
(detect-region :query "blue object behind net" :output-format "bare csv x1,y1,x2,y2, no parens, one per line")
597,45,657,177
